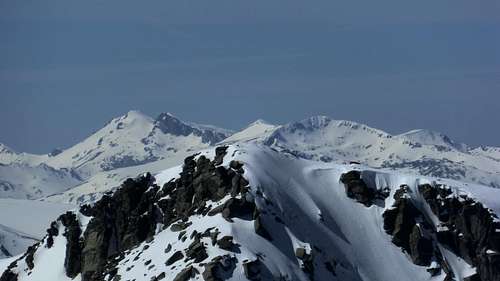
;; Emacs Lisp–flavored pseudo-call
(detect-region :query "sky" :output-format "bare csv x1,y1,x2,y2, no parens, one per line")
1,0,499,153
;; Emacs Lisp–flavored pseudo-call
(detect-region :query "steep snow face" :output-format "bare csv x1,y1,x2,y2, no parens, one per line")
264,116,500,188
222,119,277,144
5,144,498,281
0,163,81,200
44,110,231,179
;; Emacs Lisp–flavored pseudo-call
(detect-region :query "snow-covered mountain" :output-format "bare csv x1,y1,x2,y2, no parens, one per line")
2,113,500,205
263,116,500,189
2,144,499,281
221,119,277,144
0,111,232,201
44,110,232,178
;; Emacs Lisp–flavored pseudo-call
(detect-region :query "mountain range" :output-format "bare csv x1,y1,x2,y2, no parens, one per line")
1,111,499,204
0,111,499,281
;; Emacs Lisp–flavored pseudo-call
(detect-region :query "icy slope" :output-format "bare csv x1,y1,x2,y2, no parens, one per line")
264,116,500,188
3,144,499,281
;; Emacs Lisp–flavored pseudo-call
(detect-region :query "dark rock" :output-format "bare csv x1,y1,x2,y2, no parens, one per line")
152,272,166,281
383,186,438,266
418,184,500,281
340,171,375,206
229,160,243,170
25,245,37,270
186,239,208,263
254,215,272,241
324,261,337,276
165,251,184,266
295,248,308,260
59,212,83,278
216,236,236,251
295,247,314,275
80,173,160,281
165,244,172,253
408,225,434,266
243,260,262,281
173,266,199,281
0,271,17,281
213,146,229,166
202,255,237,281
46,221,59,248
221,198,257,221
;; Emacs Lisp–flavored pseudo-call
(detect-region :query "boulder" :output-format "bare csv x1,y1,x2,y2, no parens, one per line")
340,171,375,206
173,266,199,281
165,251,184,266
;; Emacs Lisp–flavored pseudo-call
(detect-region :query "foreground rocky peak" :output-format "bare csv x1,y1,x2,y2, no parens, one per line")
2,144,500,281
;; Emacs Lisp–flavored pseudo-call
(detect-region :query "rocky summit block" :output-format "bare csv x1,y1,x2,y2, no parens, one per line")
0,146,265,281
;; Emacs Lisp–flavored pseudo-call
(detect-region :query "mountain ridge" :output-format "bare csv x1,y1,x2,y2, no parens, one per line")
0,112,499,203
1,144,499,281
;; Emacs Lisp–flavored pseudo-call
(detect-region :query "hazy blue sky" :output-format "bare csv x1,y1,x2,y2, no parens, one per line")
1,0,499,153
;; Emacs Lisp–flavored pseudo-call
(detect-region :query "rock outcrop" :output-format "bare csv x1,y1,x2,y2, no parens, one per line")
1,146,259,281
419,184,500,281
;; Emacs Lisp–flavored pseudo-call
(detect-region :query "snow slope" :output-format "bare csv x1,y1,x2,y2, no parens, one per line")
4,144,498,281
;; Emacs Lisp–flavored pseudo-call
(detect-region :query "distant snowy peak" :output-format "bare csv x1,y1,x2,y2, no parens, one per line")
42,110,233,178
0,143,46,166
0,144,17,164
0,144,14,155
265,116,390,148
153,112,232,145
274,116,389,136
222,119,277,143
396,129,467,151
